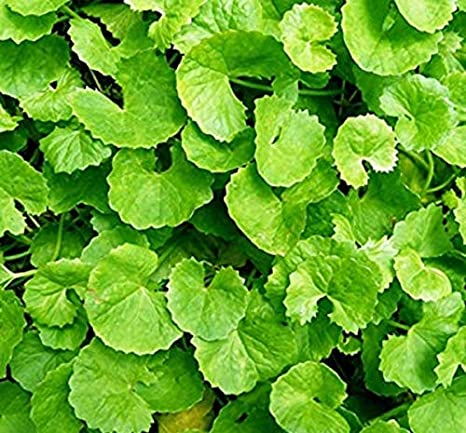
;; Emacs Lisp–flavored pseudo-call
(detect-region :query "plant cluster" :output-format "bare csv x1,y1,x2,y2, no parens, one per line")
0,1,465,433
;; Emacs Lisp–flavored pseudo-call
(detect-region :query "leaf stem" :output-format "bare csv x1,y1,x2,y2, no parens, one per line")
398,148,430,172
3,249,31,261
60,5,81,20
386,319,410,331
229,77,341,97
427,173,457,193
52,215,65,262
370,401,412,423
423,151,435,194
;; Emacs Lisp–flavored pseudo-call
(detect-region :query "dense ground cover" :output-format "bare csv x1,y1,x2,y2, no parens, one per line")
0,0,465,432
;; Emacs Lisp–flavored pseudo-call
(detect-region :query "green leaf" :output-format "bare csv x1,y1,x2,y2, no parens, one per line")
0,150,48,237
391,204,452,258
86,243,182,354
173,0,262,53
361,420,409,433
408,376,466,433
342,0,441,76
433,126,466,168
45,164,110,215
284,252,381,332
279,3,337,73
68,18,120,76
24,259,91,327
348,171,420,244
181,121,254,173
148,0,205,50
0,103,18,133
71,51,186,148
81,226,149,265
167,258,248,340
210,385,282,433
435,326,466,387
362,323,404,397
134,347,205,413
254,94,326,187
37,308,88,351
0,5,56,43
442,71,466,121
68,338,156,433
380,75,457,151
394,0,456,33
225,164,306,255
5,0,68,16
380,293,464,393
40,125,111,174
108,145,213,230
21,68,82,123
193,291,297,394
333,114,397,189
270,361,349,433
0,381,36,433
0,35,69,98
31,363,82,433
10,331,76,392
394,248,451,302
0,290,25,378
30,223,88,268
176,30,296,142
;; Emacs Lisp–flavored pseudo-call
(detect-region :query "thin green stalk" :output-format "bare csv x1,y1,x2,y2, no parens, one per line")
3,249,31,261
423,151,435,194
398,148,430,172
427,173,457,193
52,215,65,262
10,234,32,246
230,77,341,97
60,5,81,20
370,402,412,424
386,319,410,331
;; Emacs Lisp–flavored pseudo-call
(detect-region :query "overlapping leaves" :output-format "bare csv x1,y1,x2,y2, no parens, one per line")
0,1,465,433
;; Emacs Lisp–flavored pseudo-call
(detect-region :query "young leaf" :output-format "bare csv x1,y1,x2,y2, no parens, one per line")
5,0,68,16
9,332,76,392
71,51,186,148
167,258,249,340
68,18,121,76
380,75,457,151
394,248,452,302
225,164,306,255
24,259,91,327
380,293,464,393
192,292,297,394
107,145,213,230
279,3,337,73
68,338,157,433
394,0,456,34
85,244,182,355
0,381,36,432
391,204,452,258
0,289,25,378
40,125,111,174
0,150,48,237
31,363,82,433
408,376,466,433
0,35,69,98
0,5,56,43
181,121,255,173
176,30,297,142
342,0,441,76
254,95,326,187
435,326,466,387
333,114,397,189
270,361,349,433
